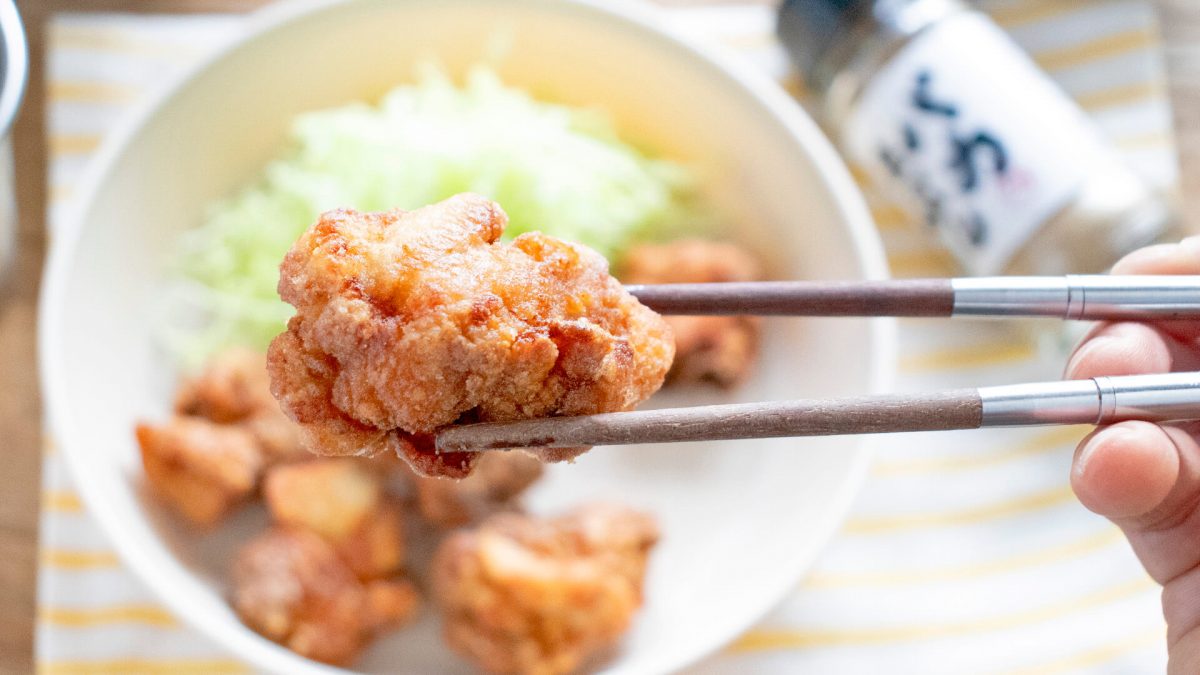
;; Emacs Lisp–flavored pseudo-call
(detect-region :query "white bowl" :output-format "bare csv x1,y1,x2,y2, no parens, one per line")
39,1,894,673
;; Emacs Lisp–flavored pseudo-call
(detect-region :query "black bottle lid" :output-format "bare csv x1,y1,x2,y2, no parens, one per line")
776,0,873,80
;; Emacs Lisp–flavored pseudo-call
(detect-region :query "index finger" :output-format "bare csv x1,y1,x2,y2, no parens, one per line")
1111,236,1200,275
1108,236,1200,348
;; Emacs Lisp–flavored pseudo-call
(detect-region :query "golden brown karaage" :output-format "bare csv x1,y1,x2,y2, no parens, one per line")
414,451,544,528
362,578,422,634
175,347,275,423
622,239,763,388
137,349,310,527
431,504,659,675
135,417,262,528
232,528,375,665
267,193,674,478
263,458,405,581
175,347,305,464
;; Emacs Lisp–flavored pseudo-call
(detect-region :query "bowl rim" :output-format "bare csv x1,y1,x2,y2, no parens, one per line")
38,0,896,673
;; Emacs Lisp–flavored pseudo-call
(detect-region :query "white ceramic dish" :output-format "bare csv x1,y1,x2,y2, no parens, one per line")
39,1,895,673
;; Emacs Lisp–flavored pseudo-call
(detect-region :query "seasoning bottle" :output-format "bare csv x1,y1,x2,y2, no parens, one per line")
777,0,1175,275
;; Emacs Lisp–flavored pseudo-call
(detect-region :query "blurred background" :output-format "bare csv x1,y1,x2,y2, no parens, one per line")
6,0,1200,673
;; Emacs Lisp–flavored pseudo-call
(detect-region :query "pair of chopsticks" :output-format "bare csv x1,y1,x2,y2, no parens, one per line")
436,275,1200,453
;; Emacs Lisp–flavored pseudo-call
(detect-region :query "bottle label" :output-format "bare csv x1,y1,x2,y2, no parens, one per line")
844,12,1106,275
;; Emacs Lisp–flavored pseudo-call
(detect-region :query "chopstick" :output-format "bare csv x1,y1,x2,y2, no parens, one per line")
625,275,1200,320
435,372,1200,452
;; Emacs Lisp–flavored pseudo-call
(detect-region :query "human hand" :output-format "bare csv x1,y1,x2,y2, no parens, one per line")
1065,237,1200,674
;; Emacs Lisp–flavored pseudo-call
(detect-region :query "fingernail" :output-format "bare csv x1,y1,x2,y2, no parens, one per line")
1181,235,1200,260
1064,336,1110,379
1074,430,1110,479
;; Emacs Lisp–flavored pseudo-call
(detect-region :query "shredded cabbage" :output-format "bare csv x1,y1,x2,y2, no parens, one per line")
162,65,703,368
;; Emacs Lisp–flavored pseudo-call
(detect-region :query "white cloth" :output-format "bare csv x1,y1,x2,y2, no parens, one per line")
38,2,1177,672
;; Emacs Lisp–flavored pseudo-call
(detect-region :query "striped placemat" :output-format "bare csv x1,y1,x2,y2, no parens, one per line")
39,2,1176,673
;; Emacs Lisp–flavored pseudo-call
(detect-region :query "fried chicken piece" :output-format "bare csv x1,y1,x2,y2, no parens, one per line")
622,240,764,388
432,505,659,675
414,451,544,528
264,459,381,538
241,405,306,465
363,578,422,633
263,459,405,580
231,528,370,665
175,347,274,422
267,193,674,478
336,502,406,582
135,417,262,528
175,348,307,463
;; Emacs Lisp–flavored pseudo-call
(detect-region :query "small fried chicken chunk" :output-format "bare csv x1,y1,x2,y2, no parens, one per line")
232,528,370,665
135,417,262,528
414,451,544,528
432,504,659,675
263,459,404,580
622,240,764,388
267,193,674,478
175,347,275,422
241,406,306,465
175,348,305,464
363,578,422,633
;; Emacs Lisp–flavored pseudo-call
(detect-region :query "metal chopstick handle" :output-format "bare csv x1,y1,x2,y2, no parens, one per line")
981,371,1200,427
951,275,1200,320
1094,372,1200,423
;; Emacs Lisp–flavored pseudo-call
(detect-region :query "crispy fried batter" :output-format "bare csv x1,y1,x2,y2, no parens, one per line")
414,451,544,528
267,193,674,478
231,528,369,665
241,405,306,465
175,347,275,423
263,459,405,580
264,459,381,539
363,578,422,634
622,239,763,388
135,417,262,528
431,504,659,675
336,501,406,582
175,347,306,463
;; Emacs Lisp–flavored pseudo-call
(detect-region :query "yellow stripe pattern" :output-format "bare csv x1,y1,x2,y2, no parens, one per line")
886,248,959,277
899,337,1038,373
987,0,1101,28
1033,28,1157,71
39,660,249,675
1076,80,1163,111
732,577,1155,652
43,490,83,513
50,27,205,61
872,426,1086,476
49,81,139,104
41,549,121,571
870,204,914,232
40,605,179,629
843,485,1076,535
50,134,103,156
805,527,1123,589
37,3,1175,673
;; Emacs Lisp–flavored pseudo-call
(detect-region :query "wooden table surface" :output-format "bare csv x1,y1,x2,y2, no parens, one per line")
1,1,1197,672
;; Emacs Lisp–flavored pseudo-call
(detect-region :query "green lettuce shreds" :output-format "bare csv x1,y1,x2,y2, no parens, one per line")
163,65,702,368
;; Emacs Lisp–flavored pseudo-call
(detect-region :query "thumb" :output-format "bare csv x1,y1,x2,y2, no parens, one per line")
1072,421,1179,524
